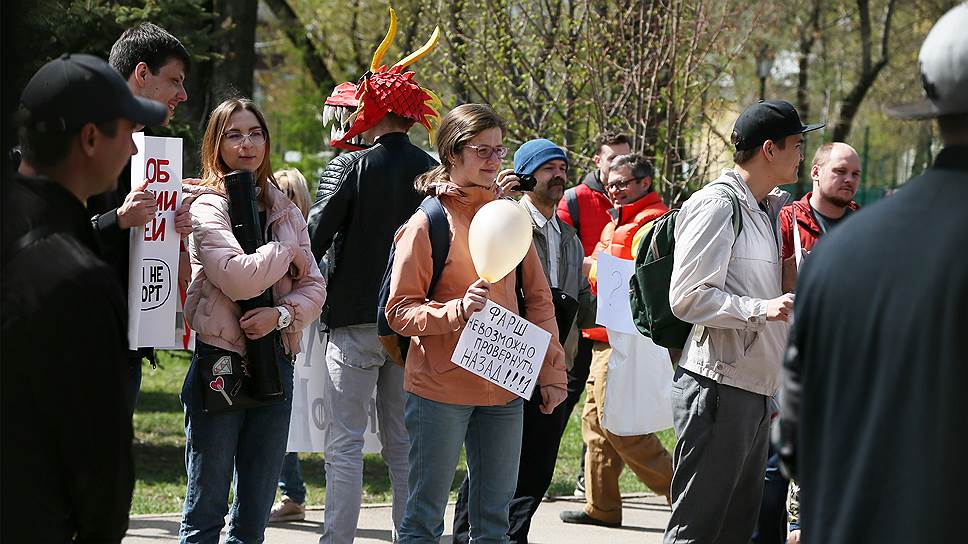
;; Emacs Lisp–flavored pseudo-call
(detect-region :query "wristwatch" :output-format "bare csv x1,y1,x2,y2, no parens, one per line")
275,306,293,330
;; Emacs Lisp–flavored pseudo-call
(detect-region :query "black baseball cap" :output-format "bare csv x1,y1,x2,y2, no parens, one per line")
731,100,824,151
19,53,167,133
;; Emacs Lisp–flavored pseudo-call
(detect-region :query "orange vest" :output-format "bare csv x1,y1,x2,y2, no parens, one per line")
584,191,669,343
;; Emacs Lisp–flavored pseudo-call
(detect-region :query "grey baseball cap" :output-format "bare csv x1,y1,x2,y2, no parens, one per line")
886,4,968,119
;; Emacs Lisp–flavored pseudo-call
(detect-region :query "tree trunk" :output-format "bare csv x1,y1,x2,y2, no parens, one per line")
831,0,896,142
446,0,471,104
262,0,337,92
795,0,822,198
211,0,258,100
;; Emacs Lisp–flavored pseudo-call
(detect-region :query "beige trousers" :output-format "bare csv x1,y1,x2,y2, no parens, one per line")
580,341,674,524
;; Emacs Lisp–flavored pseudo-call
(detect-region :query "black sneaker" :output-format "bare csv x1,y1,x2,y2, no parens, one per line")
559,510,620,528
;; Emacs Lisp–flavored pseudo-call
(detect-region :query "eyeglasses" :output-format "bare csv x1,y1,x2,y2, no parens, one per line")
605,177,640,191
464,144,509,159
222,129,266,146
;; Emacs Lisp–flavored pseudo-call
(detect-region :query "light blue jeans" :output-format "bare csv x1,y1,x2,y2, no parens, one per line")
398,393,524,544
320,324,410,544
178,341,294,544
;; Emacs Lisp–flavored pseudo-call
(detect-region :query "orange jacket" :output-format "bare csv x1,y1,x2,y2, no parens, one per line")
585,191,669,343
386,183,566,406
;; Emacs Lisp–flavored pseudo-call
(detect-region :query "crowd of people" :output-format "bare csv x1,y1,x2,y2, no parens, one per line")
2,4,966,544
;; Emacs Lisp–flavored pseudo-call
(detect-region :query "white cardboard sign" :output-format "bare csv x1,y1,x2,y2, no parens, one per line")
286,322,382,454
595,253,638,334
451,300,552,400
127,134,183,349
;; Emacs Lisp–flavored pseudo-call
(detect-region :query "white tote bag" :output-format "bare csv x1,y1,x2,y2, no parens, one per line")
600,329,674,436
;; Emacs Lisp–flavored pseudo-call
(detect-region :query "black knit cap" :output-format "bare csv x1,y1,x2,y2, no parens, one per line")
731,100,824,151
20,53,166,133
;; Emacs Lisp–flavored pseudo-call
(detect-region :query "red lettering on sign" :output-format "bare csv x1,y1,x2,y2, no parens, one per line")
145,157,171,184
143,216,167,242
156,191,178,212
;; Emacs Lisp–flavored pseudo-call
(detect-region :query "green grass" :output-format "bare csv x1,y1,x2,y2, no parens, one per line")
132,351,676,514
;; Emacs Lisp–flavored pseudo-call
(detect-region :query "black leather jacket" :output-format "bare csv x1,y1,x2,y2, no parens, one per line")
308,131,438,329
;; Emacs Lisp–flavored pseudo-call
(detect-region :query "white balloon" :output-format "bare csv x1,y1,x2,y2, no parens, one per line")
468,199,533,283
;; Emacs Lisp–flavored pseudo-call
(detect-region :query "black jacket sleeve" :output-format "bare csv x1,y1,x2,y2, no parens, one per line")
307,153,358,262
88,186,131,286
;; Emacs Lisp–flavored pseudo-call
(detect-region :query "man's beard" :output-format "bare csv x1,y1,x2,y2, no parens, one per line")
534,177,566,207
821,190,853,209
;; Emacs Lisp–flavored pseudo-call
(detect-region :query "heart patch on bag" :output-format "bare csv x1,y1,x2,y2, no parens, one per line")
209,376,225,391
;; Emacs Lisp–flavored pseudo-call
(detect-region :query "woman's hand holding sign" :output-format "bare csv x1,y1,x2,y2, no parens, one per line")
460,278,491,320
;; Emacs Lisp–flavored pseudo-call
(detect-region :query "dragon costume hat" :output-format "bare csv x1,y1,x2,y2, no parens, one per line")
322,8,442,150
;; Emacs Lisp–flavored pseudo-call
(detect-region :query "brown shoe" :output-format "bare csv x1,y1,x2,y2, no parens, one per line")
559,510,620,528
268,495,305,523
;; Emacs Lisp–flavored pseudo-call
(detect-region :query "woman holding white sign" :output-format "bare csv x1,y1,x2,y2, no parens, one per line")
386,103,567,544
179,98,326,543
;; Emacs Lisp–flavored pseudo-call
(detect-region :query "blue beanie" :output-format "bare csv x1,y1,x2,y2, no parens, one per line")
513,139,569,176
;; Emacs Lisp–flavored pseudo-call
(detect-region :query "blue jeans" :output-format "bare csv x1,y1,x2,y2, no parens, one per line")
278,452,306,505
398,393,523,544
178,342,295,544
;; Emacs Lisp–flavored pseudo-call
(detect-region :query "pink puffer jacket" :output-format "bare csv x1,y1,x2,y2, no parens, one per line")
185,182,326,356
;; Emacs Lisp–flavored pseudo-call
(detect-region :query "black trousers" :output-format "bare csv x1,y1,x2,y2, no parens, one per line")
452,337,594,544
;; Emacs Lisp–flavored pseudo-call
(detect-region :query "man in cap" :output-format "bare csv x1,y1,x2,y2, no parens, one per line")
778,4,968,542
1,53,167,542
663,100,821,543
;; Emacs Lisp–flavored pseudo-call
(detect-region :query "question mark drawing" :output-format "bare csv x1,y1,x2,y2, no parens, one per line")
608,270,625,312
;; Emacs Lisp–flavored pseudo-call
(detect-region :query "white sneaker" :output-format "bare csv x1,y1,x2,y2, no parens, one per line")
268,495,305,523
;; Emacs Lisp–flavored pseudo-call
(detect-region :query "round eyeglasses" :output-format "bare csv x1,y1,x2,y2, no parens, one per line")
464,144,509,159
222,129,266,147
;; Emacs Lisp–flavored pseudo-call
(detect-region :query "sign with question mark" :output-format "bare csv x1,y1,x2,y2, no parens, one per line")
595,253,638,334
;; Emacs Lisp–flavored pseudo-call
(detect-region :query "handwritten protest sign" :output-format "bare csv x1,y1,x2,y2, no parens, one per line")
286,322,382,453
451,300,552,400
595,253,638,334
127,134,183,349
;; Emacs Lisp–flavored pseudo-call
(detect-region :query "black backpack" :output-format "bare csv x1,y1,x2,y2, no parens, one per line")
629,182,743,349
377,196,450,359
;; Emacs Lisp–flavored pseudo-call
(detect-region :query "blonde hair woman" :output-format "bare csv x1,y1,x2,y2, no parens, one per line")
274,168,311,219
179,98,326,542
386,104,566,543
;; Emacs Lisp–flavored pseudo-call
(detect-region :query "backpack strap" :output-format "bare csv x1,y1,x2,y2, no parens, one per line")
419,196,450,298
707,181,744,240
564,187,580,233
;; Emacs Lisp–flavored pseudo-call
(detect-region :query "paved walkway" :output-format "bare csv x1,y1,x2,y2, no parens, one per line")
124,493,671,543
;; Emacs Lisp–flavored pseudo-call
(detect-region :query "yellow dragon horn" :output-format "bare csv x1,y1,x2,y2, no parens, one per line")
370,8,398,72
391,26,440,71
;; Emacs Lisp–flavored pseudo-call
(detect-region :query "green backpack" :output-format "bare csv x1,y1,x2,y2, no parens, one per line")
629,182,743,349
